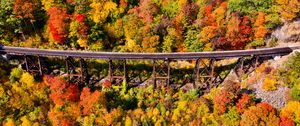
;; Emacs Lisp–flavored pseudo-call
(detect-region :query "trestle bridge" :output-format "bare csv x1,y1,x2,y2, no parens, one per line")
1,45,299,89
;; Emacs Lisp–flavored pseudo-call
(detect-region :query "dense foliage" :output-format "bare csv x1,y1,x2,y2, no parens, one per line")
278,52,300,101
1,0,300,51
0,0,300,125
0,67,298,125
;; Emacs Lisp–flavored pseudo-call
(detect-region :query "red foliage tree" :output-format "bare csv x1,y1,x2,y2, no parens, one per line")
236,94,255,113
76,14,86,23
205,4,213,17
61,119,72,126
65,85,80,102
48,6,69,44
239,16,252,42
44,76,80,105
279,117,294,126
204,4,216,26
75,13,89,36
225,14,252,50
129,0,158,24
44,75,67,105
120,0,128,8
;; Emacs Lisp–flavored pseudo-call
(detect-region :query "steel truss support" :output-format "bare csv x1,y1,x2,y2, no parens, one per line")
65,57,89,84
109,59,127,86
211,64,231,86
152,59,171,88
234,56,261,80
24,55,43,75
193,58,215,89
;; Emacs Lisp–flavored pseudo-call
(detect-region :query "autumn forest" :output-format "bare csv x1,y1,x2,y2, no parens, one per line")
1,0,300,125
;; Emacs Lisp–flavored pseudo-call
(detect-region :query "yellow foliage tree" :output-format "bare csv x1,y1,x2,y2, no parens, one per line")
262,77,277,91
275,0,300,21
281,101,300,124
20,116,32,126
41,0,55,11
20,72,34,89
89,0,117,23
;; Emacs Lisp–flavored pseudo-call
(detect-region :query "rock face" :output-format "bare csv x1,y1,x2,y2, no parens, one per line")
271,19,300,43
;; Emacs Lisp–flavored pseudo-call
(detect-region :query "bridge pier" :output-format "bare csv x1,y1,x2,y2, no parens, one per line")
24,55,43,76
193,58,215,89
152,59,170,88
234,55,263,81
109,59,127,86
65,57,89,84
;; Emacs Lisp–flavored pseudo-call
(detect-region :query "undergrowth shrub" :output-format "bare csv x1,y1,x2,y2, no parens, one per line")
222,107,241,126
9,68,23,83
263,77,277,91
290,84,300,101
223,80,241,95
278,52,300,88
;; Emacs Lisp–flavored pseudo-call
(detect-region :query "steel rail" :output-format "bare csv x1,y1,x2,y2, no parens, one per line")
0,46,298,60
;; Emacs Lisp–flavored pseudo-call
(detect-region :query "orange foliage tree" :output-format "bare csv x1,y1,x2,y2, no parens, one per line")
212,2,227,27
240,102,280,126
13,0,35,19
80,87,106,115
204,4,216,26
252,12,267,48
47,6,69,44
213,90,235,114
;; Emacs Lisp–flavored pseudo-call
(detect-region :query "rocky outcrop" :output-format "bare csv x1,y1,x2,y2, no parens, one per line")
271,19,300,43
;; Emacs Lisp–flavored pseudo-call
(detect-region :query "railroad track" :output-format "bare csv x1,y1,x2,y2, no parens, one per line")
0,46,299,59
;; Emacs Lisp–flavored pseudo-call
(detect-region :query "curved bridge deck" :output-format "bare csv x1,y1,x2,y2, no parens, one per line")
0,45,299,89
0,46,298,59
